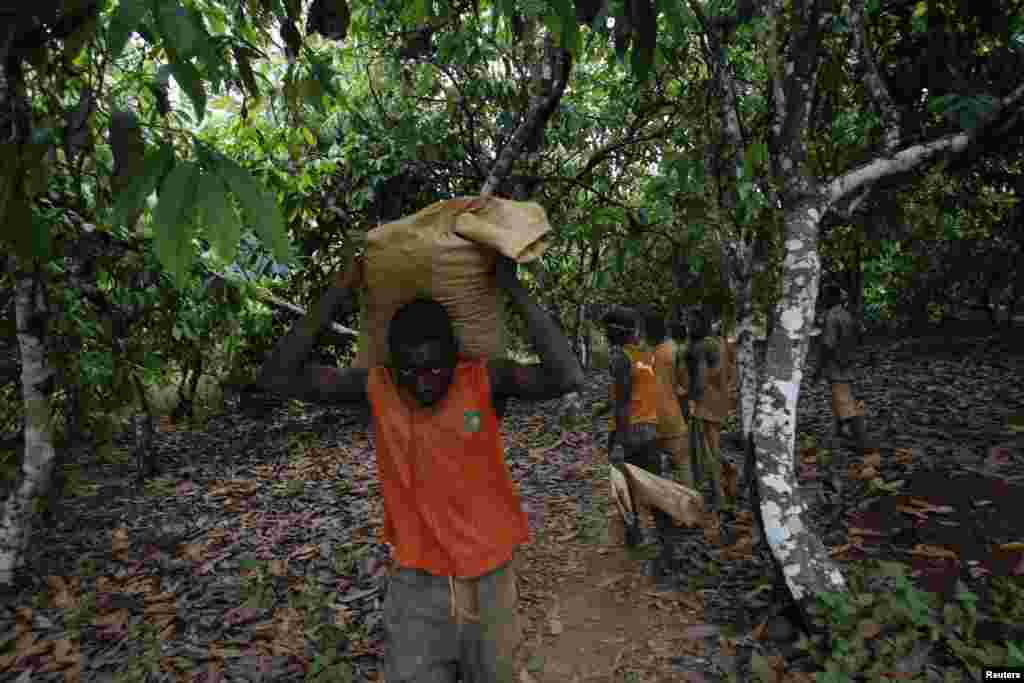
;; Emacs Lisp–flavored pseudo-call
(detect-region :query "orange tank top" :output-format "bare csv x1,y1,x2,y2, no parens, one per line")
608,345,659,430
366,360,529,578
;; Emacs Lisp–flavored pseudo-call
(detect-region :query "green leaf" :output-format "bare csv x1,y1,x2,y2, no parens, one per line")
156,0,201,59
215,158,290,264
197,172,240,264
167,58,207,123
660,0,690,36
549,0,577,52
111,144,174,228
410,0,430,24
496,0,517,26
107,0,149,60
750,652,780,682
152,161,200,288
877,560,907,578
16,203,53,260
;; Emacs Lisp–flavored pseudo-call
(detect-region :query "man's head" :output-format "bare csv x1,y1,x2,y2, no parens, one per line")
387,298,458,406
603,306,638,347
643,310,667,346
823,284,844,308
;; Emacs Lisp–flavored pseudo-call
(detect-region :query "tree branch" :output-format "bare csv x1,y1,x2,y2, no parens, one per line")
205,271,357,341
846,0,900,153
481,42,572,196
827,79,1024,204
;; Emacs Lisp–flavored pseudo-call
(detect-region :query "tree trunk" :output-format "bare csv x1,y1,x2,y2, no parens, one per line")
754,201,847,619
132,375,158,481
734,260,759,440
574,300,589,369
481,39,571,196
0,259,59,585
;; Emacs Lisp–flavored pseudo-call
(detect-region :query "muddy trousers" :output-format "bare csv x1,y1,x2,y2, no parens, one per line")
689,416,724,510
829,381,867,467
382,556,521,683
656,435,693,488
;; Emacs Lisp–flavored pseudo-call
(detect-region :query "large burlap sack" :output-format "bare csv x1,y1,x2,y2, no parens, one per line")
621,463,704,528
610,465,635,524
352,197,551,368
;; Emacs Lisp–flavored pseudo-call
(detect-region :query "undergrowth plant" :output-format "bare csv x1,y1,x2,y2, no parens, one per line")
793,560,1024,682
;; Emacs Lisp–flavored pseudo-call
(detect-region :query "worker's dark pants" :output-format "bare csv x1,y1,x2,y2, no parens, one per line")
618,435,674,556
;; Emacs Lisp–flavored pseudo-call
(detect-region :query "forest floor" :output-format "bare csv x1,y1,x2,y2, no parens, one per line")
0,319,1022,682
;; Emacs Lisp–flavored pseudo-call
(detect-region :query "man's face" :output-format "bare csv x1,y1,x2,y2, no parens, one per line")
393,340,456,407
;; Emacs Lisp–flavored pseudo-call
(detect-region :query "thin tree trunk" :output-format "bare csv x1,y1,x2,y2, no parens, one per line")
734,262,759,439
0,260,59,585
574,300,589,369
481,38,571,197
133,375,158,481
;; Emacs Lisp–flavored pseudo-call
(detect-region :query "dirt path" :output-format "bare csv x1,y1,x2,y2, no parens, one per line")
512,472,730,683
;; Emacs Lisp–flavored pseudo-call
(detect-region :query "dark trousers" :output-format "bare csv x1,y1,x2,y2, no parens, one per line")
619,438,674,547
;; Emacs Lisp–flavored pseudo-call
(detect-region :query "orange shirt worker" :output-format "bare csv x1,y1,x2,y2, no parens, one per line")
257,252,583,683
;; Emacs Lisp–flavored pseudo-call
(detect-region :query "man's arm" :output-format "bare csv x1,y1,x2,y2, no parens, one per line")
686,342,706,404
817,309,837,379
611,350,631,442
256,263,369,405
488,257,584,401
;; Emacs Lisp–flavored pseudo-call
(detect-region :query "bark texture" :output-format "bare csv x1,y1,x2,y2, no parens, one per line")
0,260,58,585
753,202,847,607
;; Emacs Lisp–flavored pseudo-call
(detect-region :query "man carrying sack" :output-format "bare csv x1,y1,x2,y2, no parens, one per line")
684,308,736,519
814,284,868,483
603,307,677,584
646,310,692,487
256,197,584,683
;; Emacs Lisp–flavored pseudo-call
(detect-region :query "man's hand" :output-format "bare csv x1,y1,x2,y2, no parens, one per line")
334,255,364,291
495,255,522,291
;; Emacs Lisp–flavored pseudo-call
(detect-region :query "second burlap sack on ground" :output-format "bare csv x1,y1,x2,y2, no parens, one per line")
353,197,552,368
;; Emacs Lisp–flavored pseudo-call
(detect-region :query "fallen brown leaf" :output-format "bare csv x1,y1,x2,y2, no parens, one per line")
723,460,738,500
47,576,79,610
598,573,626,589
751,619,768,641
860,620,882,639
782,672,817,683
829,543,856,557
895,505,930,521
908,544,958,561
856,465,878,480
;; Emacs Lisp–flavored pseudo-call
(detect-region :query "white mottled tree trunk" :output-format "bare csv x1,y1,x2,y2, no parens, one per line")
753,202,847,606
732,254,759,439
0,260,59,585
